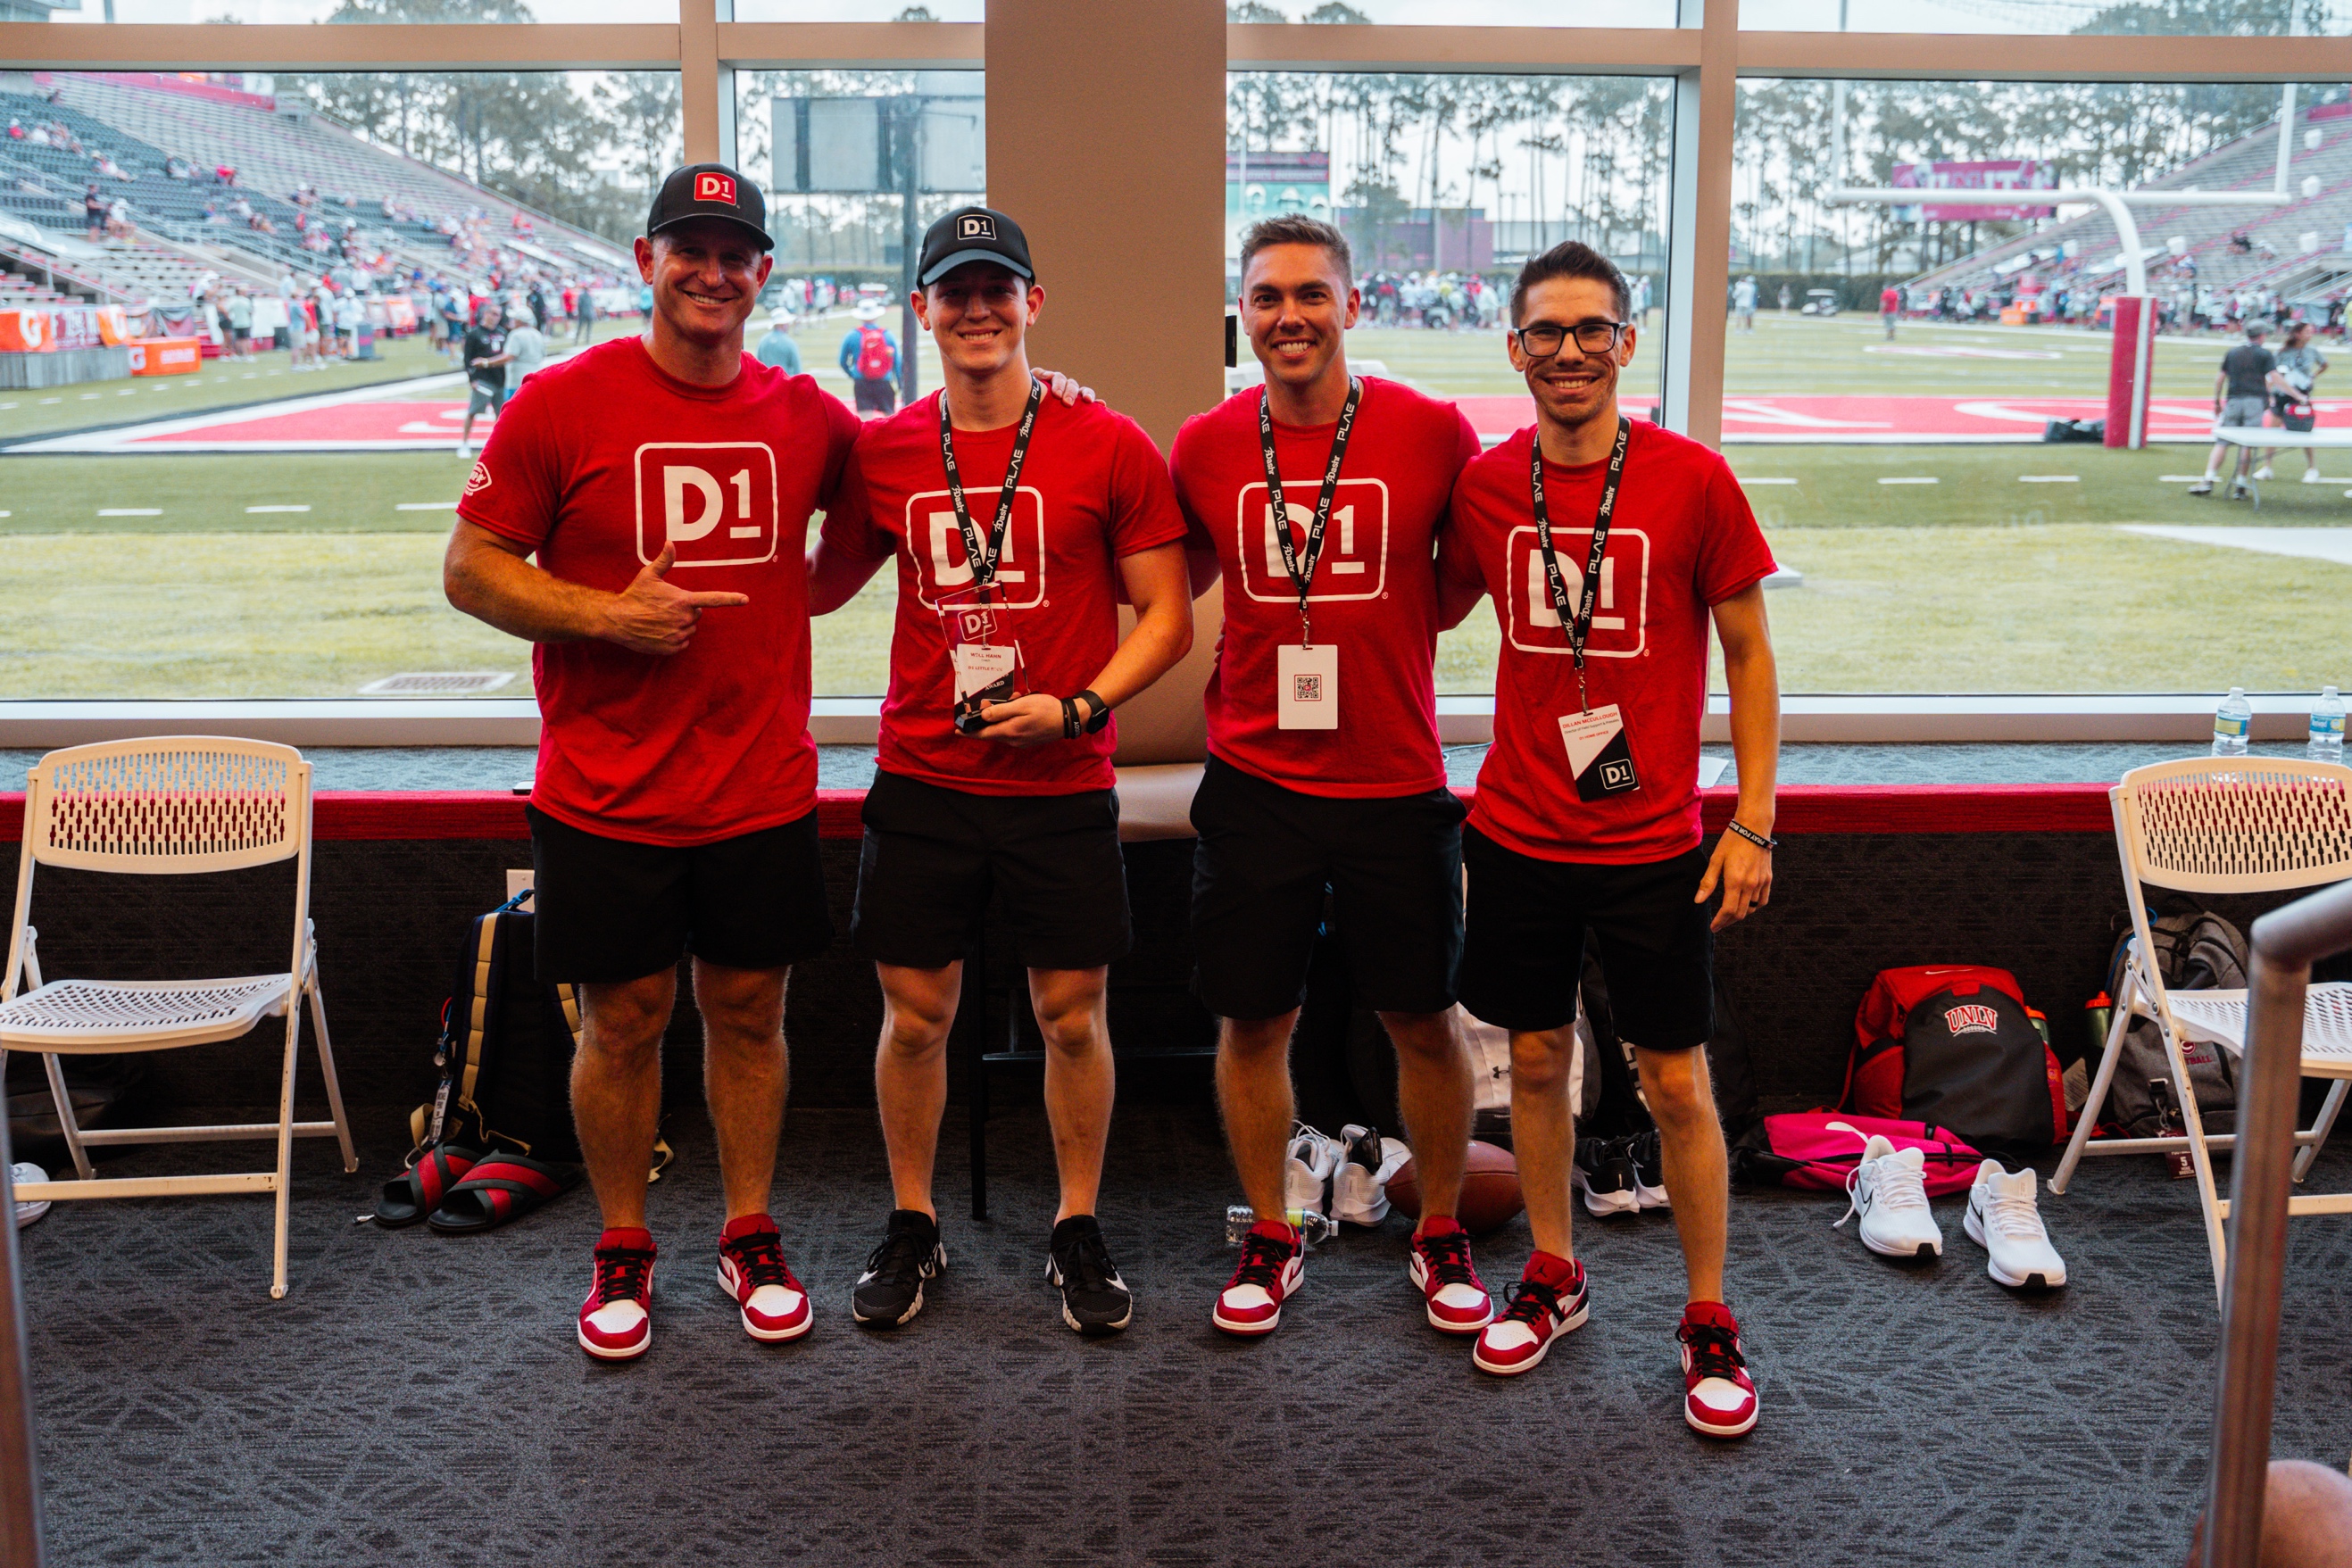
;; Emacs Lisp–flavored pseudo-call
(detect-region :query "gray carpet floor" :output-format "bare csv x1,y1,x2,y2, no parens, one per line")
14,1105,2352,1567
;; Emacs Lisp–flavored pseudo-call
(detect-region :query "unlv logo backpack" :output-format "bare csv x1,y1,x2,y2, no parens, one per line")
855,322,893,379
1842,964,2068,1151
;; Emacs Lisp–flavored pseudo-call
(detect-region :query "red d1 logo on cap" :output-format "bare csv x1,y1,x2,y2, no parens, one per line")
694,171,737,206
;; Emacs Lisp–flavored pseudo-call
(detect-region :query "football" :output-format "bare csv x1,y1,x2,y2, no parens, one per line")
1384,1140,1525,1235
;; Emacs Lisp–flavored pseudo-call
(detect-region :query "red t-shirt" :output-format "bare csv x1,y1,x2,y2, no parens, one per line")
820,389,1188,796
1881,287,1901,311
1171,377,1482,799
458,336,860,846
1440,419,1775,865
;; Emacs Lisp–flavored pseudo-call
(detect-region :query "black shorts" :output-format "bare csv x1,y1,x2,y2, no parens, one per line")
1456,825,1713,1049
852,770,1131,971
528,805,833,984
852,376,898,415
466,382,508,416
1189,755,1466,1020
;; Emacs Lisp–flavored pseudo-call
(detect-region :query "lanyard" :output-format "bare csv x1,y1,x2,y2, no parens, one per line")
1258,377,1361,647
936,377,1043,598
1530,414,1630,715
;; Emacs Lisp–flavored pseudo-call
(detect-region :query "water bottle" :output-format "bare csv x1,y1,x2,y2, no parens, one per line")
2212,687,2253,757
2310,685,2347,765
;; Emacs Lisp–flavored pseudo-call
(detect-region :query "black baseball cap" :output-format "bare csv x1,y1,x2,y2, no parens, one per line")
645,162,772,252
918,206,1035,288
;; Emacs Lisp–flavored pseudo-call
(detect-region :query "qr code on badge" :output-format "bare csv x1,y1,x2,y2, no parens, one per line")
1292,673,1324,702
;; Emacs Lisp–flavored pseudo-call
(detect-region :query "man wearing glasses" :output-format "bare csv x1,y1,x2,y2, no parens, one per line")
1436,242,1782,1438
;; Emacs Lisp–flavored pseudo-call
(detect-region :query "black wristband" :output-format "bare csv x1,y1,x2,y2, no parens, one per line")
1060,696,1081,740
1073,689,1111,734
1725,819,1777,852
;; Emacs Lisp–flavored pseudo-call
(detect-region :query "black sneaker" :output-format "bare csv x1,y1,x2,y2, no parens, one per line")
1046,1215,1133,1336
852,1208,945,1329
1626,1126,1670,1211
1573,1134,1640,1217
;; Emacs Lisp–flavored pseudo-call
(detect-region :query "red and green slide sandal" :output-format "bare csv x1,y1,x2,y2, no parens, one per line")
372,1143,483,1229
426,1151,584,1234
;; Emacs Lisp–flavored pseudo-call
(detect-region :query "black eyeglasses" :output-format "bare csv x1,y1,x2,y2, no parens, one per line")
1514,319,1630,358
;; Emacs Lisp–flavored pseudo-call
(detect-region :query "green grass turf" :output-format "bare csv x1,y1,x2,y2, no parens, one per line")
0,315,2338,700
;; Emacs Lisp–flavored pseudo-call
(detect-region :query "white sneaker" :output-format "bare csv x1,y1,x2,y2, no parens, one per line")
2252,465,2276,481
1965,1161,2067,1290
1283,1124,1341,1218
2305,469,2326,484
1834,1135,1943,1258
1331,1124,1409,1226
12,1163,47,1229
455,444,473,460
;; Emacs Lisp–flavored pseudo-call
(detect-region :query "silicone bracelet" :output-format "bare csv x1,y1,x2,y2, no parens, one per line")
1725,819,1778,852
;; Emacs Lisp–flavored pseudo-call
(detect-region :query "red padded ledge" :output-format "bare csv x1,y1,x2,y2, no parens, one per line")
0,783,2113,843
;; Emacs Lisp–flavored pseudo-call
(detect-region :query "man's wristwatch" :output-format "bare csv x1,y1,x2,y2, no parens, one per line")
1061,690,1112,739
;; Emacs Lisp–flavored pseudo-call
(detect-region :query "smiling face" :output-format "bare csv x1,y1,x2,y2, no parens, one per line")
1241,241,1359,397
916,261,1042,378
1508,275,1635,436
636,218,771,348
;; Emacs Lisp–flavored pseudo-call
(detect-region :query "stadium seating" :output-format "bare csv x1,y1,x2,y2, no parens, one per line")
1908,101,2352,319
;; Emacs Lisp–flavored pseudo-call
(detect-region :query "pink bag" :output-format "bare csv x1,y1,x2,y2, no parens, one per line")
1731,1112,1985,1196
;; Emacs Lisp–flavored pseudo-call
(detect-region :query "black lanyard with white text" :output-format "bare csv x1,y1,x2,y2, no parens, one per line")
937,377,1043,600
1258,376,1360,647
1530,414,1630,715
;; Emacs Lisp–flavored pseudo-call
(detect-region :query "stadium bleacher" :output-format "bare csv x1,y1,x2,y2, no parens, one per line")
1907,97,2352,324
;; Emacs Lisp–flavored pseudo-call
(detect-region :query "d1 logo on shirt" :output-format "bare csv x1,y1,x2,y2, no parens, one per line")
1234,478,1390,604
635,442,778,567
1505,525,1650,658
905,487,1046,610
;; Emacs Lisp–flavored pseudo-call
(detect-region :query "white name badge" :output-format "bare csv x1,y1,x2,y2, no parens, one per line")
1276,643,1339,730
1558,703,1641,801
952,642,1019,705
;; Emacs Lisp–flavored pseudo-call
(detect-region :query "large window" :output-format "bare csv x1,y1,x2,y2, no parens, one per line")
1729,73,2349,693
1744,0,2350,35
0,67,675,699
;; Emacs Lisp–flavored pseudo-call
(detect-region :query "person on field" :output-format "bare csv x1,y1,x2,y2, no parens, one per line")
2191,322,2276,498
1880,282,1901,339
756,312,802,375
1437,241,1782,1437
445,164,862,1363
2258,319,2329,485
455,298,509,460
808,206,1194,1338
1168,213,1488,1346
840,298,900,416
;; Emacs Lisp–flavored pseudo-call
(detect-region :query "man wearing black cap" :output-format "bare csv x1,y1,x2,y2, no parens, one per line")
808,206,1195,1337
444,163,860,1363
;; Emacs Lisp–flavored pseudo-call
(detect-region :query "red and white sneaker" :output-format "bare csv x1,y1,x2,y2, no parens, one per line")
1676,1300,1758,1438
1407,1215,1494,1334
578,1227,656,1362
1472,1253,1589,1376
1212,1220,1303,1337
716,1214,812,1343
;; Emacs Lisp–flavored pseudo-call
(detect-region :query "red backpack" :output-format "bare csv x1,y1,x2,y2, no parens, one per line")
855,322,893,379
1843,965,2068,1149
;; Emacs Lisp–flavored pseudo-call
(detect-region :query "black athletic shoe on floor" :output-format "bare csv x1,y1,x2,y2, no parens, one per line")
852,1208,945,1329
1627,1126,1670,1211
1046,1215,1133,1336
1573,1134,1640,1217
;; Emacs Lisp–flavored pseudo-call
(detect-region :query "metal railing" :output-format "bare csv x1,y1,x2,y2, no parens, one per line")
2201,877,2352,1568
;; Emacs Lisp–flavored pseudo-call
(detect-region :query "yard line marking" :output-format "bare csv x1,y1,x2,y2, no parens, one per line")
245,504,311,513
116,389,136,396
2018,475,2079,483
0,510,12,518
0,402,14,410
1740,477,1799,485
1878,476,1940,485
96,508,162,517
38,397,60,404
395,501,457,510
78,393,99,401
2158,475,2209,482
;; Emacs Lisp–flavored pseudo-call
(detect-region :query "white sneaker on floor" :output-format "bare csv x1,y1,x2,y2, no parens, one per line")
2304,469,2326,484
1834,1136,1942,1258
2252,465,2276,481
1284,1124,1341,1218
1331,1124,1409,1226
12,1164,47,1229
1965,1161,2067,1290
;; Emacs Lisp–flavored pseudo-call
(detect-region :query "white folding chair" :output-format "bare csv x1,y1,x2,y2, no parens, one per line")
0,738,358,1298
2051,757,2352,1300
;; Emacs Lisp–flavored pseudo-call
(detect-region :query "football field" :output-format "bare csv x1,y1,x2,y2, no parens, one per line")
0,311,2344,700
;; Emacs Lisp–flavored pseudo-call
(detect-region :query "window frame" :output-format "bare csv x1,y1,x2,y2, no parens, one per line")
0,3,2342,742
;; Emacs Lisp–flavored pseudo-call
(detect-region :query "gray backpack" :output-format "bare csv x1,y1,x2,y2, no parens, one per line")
2105,908,2248,1137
